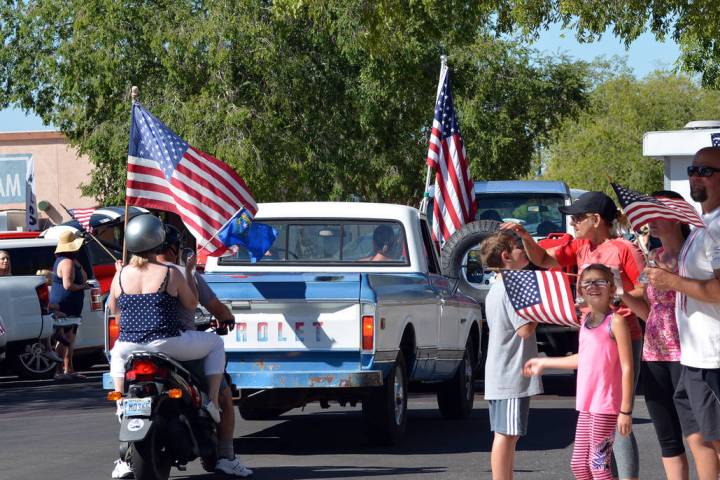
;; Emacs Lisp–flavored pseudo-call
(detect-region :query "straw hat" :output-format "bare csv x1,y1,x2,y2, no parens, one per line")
55,230,84,254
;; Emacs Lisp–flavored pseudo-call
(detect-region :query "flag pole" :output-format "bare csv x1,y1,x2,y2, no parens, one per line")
420,54,448,215
123,86,140,265
59,204,118,261
197,207,244,254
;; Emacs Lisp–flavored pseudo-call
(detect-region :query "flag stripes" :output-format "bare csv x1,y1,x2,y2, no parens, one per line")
611,182,704,231
503,270,578,327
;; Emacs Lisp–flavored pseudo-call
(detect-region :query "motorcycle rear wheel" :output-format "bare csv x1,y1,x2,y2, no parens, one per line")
129,428,172,480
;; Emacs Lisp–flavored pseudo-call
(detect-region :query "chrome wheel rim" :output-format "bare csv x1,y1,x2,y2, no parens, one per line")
19,342,55,373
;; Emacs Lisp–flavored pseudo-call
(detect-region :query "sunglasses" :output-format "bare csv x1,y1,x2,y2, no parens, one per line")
570,213,592,224
580,279,610,289
687,165,720,177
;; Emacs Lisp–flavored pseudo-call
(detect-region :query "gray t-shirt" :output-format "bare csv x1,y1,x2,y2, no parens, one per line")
484,279,543,400
165,263,217,331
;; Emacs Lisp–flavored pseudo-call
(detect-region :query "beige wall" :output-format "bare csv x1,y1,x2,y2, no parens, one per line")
0,131,95,226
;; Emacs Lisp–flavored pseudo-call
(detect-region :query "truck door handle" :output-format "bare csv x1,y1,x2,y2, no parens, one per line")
460,318,467,324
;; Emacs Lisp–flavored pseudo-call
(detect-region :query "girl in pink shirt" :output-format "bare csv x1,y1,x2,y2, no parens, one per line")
524,264,634,479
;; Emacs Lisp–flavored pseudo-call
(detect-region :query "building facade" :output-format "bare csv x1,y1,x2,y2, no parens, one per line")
0,131,95,229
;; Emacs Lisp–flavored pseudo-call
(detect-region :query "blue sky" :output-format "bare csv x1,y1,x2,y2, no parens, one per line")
0,24,681,133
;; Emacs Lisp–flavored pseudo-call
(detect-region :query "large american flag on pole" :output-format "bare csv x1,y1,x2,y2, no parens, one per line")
126,104,257,256
503,270,578,326
611,183,704,231
426,63,476,243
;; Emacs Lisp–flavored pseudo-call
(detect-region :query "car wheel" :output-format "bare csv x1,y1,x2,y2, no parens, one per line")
12,340,58,380
440,220,502,302
437,339,475,419
362,351,408,445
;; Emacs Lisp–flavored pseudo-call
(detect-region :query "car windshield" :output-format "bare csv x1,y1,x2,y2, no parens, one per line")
427,193,566,238
218,220,409,265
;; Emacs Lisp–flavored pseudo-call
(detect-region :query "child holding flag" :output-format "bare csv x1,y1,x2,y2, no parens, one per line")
478,230,543,480
524,264,634,480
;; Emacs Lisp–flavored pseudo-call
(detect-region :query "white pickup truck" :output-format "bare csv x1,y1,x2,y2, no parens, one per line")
203,202,483,444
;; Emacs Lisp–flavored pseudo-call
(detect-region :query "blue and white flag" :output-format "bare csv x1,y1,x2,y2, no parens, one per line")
217,208,277,263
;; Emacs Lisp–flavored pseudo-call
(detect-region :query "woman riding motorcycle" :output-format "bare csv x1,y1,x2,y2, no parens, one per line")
108,214,225,421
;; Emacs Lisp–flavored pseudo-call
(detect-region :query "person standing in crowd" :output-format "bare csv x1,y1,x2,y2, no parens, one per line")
478,230,543,480
50,231,91,381
524,264,634,480
633,190,717,480
502,191,643,480
645,146,720,479
112,224,252,479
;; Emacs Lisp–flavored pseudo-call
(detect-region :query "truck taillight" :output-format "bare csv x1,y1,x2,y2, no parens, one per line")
108,315,120,351
90,287,102,311
362,315,374,351
36,284,49,315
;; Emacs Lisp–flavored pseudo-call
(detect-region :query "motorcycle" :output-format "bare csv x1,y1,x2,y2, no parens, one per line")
111,314,232,480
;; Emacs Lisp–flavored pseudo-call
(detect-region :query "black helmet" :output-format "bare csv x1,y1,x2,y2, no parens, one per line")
162,224,182,251
125,214,165,254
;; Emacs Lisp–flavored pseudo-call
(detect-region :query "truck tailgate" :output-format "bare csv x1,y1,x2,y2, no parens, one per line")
203,272,363,351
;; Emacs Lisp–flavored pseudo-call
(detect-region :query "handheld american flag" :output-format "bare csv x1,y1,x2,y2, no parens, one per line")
126,104,257,256
67,207,96,233
611,183,704,231
503,270,578,327
426,63,476,243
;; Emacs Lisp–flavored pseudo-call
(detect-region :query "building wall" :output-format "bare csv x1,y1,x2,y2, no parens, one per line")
0,131,95,227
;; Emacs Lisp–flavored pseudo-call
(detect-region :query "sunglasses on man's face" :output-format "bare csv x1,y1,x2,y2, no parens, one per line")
580,279,610,289
687,165,720,177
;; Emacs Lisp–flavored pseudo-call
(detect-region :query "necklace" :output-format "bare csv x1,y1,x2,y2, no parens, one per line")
584,311,608,329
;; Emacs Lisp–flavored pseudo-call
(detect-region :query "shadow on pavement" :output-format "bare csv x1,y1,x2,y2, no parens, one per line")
234,406,579,456
174,466,447,480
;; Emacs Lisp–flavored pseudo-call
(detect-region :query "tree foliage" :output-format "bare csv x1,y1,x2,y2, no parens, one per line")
544,68,720,195
0,1,589,205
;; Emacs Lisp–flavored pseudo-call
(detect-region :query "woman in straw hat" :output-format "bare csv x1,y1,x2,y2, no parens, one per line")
50,230,92,380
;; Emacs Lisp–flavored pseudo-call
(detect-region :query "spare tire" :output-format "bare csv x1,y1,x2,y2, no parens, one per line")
440,220,501,302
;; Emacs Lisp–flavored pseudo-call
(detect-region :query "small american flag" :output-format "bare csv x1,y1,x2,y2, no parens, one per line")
126,104,257,256
68,207,96,233
711,133,720,147
611,183,704,231
503,270,578,326
426,63,476,243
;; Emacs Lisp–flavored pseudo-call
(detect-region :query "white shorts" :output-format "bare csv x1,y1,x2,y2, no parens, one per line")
110,330,225,378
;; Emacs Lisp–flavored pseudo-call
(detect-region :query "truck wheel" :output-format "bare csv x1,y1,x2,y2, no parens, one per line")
437,339,475,419
12,340,58,380
237,406,287,420
362,351,408,445
440,220,502,302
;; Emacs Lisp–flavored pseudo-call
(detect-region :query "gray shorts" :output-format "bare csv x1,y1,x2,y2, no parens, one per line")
488,397,531,436
674,366,720,441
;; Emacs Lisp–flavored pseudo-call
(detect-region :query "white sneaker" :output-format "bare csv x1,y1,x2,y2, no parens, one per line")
111,459,133,479
204,401,221,423
215,457,253,477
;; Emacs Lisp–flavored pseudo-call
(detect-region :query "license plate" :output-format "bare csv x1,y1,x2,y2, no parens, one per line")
122,398,152,417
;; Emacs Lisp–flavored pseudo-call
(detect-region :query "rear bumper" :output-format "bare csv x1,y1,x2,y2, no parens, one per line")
228,370,382,389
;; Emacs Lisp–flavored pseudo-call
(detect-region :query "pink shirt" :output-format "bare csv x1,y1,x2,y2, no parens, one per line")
554,238,645,341
643,249,681,362
576,313,622,414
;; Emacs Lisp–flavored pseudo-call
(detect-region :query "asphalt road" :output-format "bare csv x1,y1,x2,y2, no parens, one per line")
0,369,686,480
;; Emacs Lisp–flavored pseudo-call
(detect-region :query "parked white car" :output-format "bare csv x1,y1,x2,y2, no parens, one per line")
0,236,104,379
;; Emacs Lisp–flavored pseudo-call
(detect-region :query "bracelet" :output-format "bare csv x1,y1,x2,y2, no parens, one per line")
619,410,632,416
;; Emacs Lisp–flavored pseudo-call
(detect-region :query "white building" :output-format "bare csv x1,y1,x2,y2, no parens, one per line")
643,121,720,211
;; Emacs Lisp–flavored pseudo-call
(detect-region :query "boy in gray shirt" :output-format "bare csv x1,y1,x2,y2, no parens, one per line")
479,230,543,480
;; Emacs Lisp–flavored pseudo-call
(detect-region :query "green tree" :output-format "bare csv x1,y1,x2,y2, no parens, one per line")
544,68,720,195
0,1,588,205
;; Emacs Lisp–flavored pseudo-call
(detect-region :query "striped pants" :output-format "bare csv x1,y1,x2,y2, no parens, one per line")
571,412,618,480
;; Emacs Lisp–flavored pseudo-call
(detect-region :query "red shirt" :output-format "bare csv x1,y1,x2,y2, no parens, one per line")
553,238,645,341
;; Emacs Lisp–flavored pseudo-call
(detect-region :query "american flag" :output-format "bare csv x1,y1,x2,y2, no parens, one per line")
126,104,257,256
611,183,704,231
711,133,720,147
503,270,578,327
67,207,96,233
426,63,476,243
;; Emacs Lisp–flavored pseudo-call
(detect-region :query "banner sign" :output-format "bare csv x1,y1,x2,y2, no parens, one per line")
0,155,30,204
